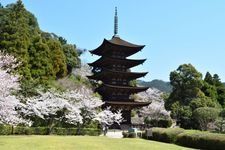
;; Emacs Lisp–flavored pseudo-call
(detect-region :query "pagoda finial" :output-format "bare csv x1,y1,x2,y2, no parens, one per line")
114,7,119,36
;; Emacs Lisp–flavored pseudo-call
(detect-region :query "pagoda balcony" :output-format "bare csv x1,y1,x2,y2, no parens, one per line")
87,68,148,82
104,101,151,110
88,57,146,69
97,83,148,95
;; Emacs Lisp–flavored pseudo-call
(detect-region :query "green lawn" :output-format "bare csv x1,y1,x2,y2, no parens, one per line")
0,136,193,150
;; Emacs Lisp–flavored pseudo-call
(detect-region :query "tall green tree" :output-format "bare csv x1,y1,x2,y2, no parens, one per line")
62,44,80,74
213,74,223,87
202,73,218,106
29,36,55,82
204,72,214,85
204,72,225,107
0,0,31,79
167,64,204,106
47,39,67,78
166,64,219,128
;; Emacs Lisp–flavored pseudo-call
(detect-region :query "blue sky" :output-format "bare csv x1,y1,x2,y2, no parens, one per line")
1,0,225,82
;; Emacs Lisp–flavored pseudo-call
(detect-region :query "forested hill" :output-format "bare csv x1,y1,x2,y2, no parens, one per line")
223,83,225,87
0,1,81,94
137,79,172,93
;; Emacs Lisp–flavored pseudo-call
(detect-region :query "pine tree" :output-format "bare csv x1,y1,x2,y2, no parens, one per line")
0,0,31,79
47,39,67,78
29,36,55,82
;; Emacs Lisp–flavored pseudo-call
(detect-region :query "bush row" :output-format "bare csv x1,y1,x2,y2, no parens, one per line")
145,119,173,128
176,130,225,150
0,125,12,135
0,125,100,136
145,128,184,143
122,131,143,138
143,128,225,150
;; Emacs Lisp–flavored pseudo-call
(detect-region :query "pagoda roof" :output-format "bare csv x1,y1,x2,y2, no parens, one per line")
97,83,148,94
90,36,145,57
87,68,148,81
108,36,144,47
88,57,146,69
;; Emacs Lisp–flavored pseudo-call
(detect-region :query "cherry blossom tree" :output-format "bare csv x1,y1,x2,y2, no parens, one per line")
23,90,82,132
0,52,122,130
72,63,92,80
23,86,122,133
62,87,106,133
0,51,30,126
137,88,171,120
94,107,123,126
93,107,123,135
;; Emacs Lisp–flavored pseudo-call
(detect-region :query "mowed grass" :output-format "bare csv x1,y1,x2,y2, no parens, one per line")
0,136,194,150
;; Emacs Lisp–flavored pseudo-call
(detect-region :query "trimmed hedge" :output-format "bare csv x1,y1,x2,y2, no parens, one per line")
14,126,31,135
0,125,12,135
122,131,143,138
31,127,49,135
145,128,184,143
0,126,100,136
145,119,173,128
143,128,225,150
52,128,101,136
176,130,225,150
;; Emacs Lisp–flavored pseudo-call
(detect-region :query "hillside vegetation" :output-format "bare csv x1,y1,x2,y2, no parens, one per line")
0,0,81,96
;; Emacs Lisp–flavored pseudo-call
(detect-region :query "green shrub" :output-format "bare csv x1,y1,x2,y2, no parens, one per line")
30,127,49,135
122,131,143,138
52,127,68,135
0,126,100,136
147,128,165,141
122,132,136,138
158,119,173,128
0,125,12,135
193,107,220,131
147,128,185,143
145,119,173,128
65,128,77,135
85,128,101,136
176,130,225,150
122,131,129,138
143,128,225,149
51,128,100,136
14,126,31,135
128,132,137,138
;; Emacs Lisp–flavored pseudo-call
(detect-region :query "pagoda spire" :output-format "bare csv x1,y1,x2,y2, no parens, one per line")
114,7,119,37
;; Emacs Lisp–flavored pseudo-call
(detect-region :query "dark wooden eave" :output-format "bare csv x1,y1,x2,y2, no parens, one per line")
97,83,148,94
106,101,150,106
88,57,146,69
89,37,145,57
105,101,151,110
87,68,148,81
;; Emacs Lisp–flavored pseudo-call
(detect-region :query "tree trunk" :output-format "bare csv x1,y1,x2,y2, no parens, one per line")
48,118,55,135
11,125,14,135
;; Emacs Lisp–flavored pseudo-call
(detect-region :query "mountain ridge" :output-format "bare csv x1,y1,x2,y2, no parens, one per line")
137,79,172,93
138,80,225,93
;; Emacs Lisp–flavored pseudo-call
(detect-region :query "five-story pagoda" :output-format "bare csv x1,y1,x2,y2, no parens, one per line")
88,8,150,124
